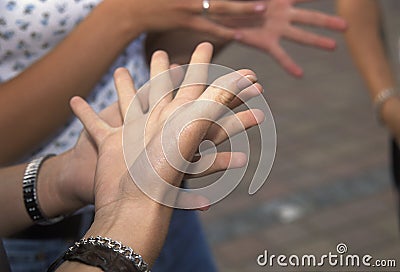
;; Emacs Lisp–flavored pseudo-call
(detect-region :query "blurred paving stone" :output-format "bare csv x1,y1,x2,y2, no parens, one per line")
215,235,267,268
262,223,311,248
203,168,393,247
334,226,393,254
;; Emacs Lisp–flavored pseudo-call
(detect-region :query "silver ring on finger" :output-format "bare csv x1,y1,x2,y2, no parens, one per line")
202,0,210,16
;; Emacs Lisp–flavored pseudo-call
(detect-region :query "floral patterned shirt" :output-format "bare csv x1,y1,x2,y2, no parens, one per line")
0,0,149,158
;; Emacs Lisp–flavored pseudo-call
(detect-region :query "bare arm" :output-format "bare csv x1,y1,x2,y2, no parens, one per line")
0,0,142,165
337,0,400,140
0,153,82,236
0,0,262,165
149,0,348,77
337,0,395,99
0,43,262,270
0,163,38,235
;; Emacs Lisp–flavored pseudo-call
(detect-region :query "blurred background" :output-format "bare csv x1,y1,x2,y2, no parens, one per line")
199,1,400,271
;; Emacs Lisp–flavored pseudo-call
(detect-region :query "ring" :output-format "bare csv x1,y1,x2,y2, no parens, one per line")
202,0,210,15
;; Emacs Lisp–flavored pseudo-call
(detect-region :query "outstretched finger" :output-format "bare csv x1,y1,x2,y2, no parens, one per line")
114,68,137,119
286,26,336,50
228,82,263,110
206,109,265,145
176,42,213,100
292,9,347,31
268,43,303,77
201,82,263,125
130,52,178,113
199,69,257,107
149,50,174,108
70,96,111,146
206,0,266,15
185,152,247,178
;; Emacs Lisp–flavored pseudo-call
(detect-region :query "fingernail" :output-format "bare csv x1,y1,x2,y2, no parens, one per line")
245,74,258,83
255,4,266,12
237,74,257,89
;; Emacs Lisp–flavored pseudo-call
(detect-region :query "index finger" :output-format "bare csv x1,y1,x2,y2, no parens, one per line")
207,0,267,15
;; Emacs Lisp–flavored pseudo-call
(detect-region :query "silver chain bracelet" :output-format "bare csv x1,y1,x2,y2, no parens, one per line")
70,236,151,272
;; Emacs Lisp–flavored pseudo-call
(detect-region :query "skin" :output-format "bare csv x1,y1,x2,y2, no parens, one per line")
0,0,265,165
148,0,348,75
0,43,264,236
337,0,400,142
0,0,347,166
0,45,264,270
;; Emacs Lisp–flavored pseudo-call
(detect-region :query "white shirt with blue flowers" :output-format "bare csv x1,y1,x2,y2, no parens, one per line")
0,0,149,158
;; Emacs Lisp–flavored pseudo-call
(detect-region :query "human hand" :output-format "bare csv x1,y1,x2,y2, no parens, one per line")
233,0,347,77
112,0,266,39
52,40,264,215
71,42,263,211
53,103,122,210
66,42,263,265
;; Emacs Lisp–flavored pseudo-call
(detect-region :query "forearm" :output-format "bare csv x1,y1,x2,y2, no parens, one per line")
337,0,396,98
0,0,142,164
58,190,173,271
0,163,31,235
0,157,172,269
0,153,83,236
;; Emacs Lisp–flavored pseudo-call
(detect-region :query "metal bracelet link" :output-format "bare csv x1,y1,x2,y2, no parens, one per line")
70,236,150,272
22,154,64,225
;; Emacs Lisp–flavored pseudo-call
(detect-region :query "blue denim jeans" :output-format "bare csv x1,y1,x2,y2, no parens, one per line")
153,210,217,271
2,239,69,272
3,210,216,272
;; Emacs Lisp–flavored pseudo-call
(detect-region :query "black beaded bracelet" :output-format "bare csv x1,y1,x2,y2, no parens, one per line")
47,236,150,272
23,154,65,225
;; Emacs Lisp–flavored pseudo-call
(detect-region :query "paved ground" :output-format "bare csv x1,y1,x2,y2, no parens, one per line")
198,1,400,271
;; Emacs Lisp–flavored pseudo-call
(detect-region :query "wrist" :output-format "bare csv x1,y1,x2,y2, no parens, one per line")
381,95,400,131
85,198,172,266
54,236,148,272
37,153,84,219
102,0,147,37
374,88,399,124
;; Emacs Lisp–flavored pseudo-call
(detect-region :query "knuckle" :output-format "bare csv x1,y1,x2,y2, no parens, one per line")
213,88,235,105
